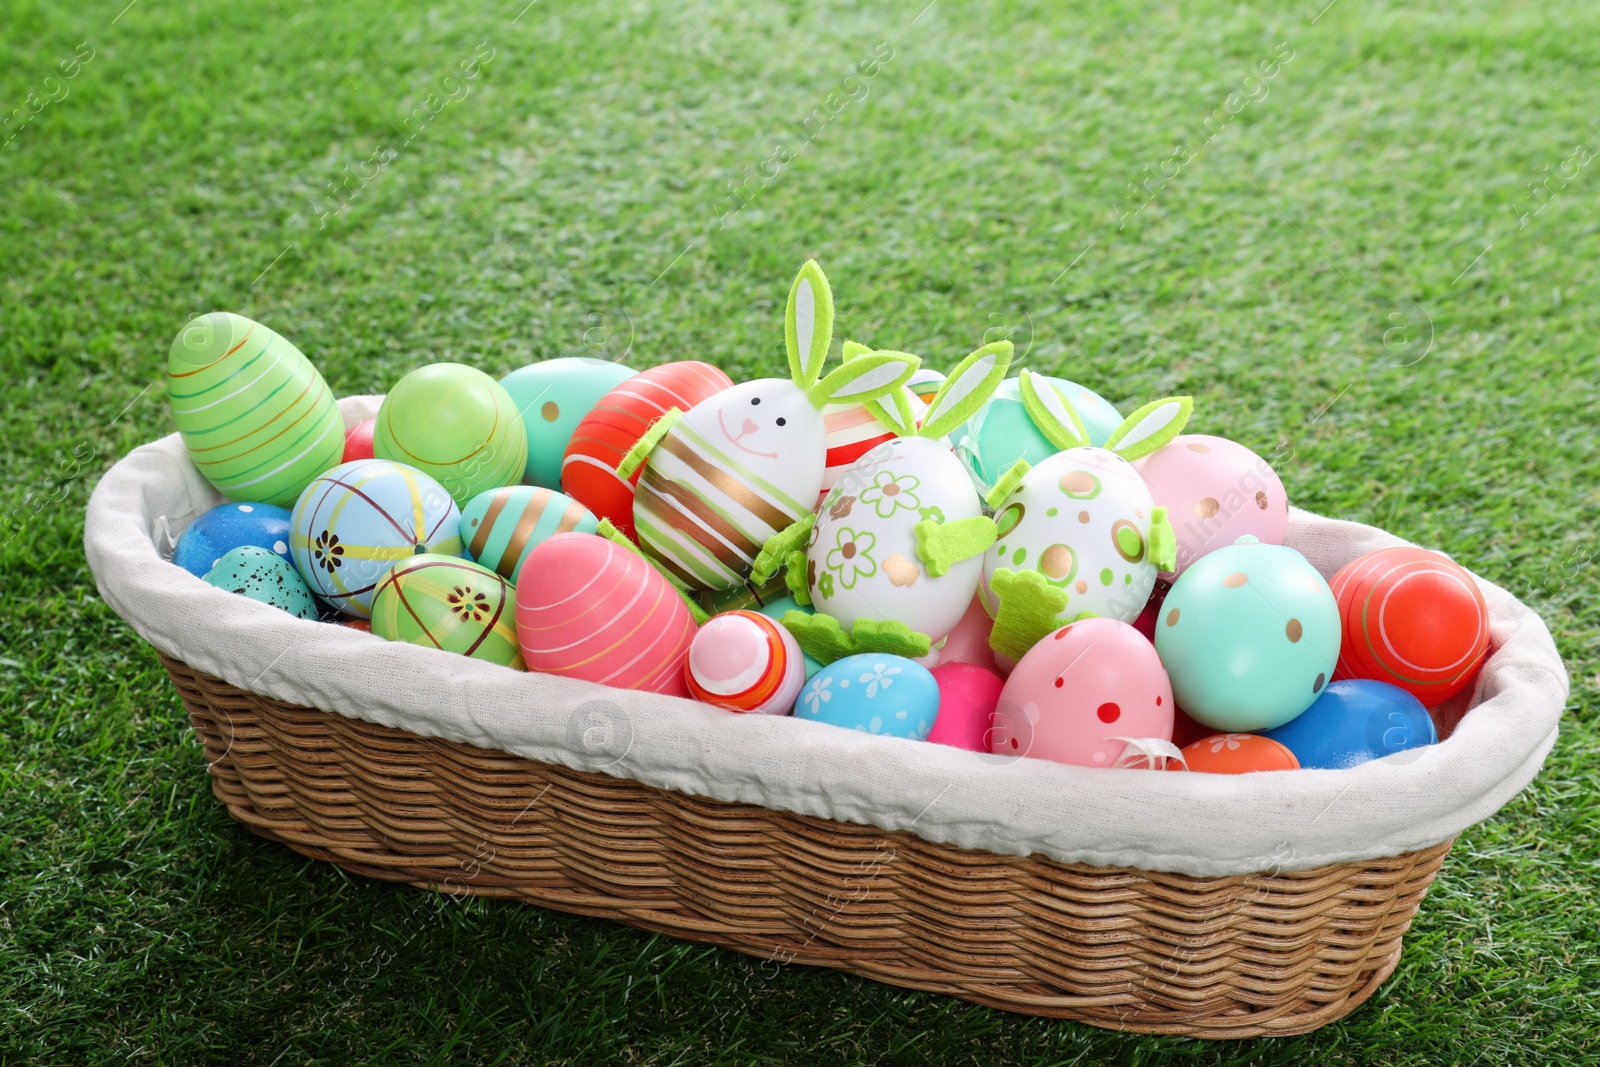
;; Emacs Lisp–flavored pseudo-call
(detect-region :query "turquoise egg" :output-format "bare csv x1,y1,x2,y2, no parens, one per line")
500,357,637,489
956,377,1122,490
1263,679,1436,769
1155,539,1341,732
460,485,598,585
755,595,823,679
203,545,318,618
174,502,293,578
794,653,940,739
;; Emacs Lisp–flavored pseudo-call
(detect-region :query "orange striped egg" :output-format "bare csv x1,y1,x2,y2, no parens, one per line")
819,389,927,498
560,361,731,541
514,532,697,695
684,610,804,714
907,368,946,405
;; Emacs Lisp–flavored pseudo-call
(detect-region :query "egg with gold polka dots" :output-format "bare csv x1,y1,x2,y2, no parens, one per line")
500,358,637,490
980,447,1161,631
1155,538,1340,732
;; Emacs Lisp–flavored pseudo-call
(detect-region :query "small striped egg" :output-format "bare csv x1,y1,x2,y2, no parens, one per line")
371,554,523,668
461,485,597,585
819,388,927,497
167,312,345,507
906,368,946,406
289,459,463,619
685,610,804,714
515,532,698,695
560,361,732,541
375,363,528,507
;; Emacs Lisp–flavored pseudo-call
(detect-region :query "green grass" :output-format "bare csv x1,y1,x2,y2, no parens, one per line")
3,0,1597,1062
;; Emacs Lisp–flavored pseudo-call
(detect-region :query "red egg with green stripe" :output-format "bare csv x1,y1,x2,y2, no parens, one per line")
460,485,597,586
560,361,732,541
684,610,805,714
167,312,345,507
371,554,524,669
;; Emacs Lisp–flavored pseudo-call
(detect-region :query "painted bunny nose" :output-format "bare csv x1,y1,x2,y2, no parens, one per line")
741,418,759,435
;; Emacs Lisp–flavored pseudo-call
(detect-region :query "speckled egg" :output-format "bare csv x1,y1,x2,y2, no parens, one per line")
981,446,1160,628
809,436,984,644
684,610,805,714
927,662,1003,751
956,376,1122,491
1134,434,1288,577
289,459,463,619
374,363,528,507
1262,679,1436,769
991,618,1173,767
370,554,523,669
1155,539,1341,732
174,502,294,578
460,485,597,586
167,312,346,507
500,357,637,489
794,653,939,740
203,545,318,619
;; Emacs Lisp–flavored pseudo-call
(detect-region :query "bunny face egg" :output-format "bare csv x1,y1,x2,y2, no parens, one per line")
981,447,1159,626
174,502,294,578
1134,434,1288,577
500,357,637,489
684,610,805,714
809,436,982,643
794,653,939,740
203,545,318,619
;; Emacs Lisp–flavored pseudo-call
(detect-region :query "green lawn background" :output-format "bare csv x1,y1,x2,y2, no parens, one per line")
2,0,1596,1063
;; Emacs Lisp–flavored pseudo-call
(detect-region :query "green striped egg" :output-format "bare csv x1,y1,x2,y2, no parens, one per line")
370,554,524,668
167,312,346,507
460,485,597,586
374,363,528,507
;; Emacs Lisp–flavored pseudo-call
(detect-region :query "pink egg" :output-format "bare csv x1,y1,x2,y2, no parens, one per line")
927,663,1003,751
1133,434,1288,577
935,592,1000,673
515,532,697,695
992,618,1174,768
685,610,804,714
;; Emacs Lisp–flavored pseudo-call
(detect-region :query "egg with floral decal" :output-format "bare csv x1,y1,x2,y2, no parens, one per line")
981,447,1160,627
793,653,939,740
370,554,524,669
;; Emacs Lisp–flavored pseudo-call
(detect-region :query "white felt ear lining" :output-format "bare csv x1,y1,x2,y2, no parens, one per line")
793,278,815,380
923,352,994,428
1116,401,1184,452
828,361,906,399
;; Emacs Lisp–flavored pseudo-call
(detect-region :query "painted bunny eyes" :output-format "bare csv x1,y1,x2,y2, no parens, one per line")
751,397,760,405
776,418,786,426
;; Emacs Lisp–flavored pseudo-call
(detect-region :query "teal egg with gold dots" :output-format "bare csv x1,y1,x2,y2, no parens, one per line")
956,377,1122,492
500,358,637,490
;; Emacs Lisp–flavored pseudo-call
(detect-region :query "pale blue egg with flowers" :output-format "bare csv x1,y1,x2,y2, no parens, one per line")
794,653,940,740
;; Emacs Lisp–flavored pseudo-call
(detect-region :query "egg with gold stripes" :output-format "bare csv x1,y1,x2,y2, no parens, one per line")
515,532,698,695
460,485,597,585
289,459,463,619
559,361,732,541
167,312,345,507
371,554,524,669
374,363,528,507
684,610,805,714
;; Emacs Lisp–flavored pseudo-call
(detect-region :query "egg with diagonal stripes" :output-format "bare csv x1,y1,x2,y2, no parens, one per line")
371,554,523,669
166,312,345,507
460,485,597,586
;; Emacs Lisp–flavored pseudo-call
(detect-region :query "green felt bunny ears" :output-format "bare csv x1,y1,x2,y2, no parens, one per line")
862,339,1014,440
785,261,918,410
1018,369,1193,460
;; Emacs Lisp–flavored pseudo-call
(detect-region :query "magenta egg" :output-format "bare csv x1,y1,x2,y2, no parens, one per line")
1133,434,1288,577
927,663,1004,751
992,618,1174,767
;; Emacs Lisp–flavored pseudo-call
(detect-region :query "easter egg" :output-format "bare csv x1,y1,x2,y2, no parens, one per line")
1155,539,1341,732
460,485,597,586
289,459,463,619
957,377,1122,491
927,663,1003,751
906,368,946,405
370,554,523,669
173,502,293,578
754,596,824,679
1329,547,1490,706
684,610,805,714
935,593,1000,673
794,653,940,740
1176,733,1300,774
1134,434,1288,577
561,361,732,541
203,545,318,619
809,437,984,643
1262,679,1437,769
500,357,637,489
992,618,1173,767
515,532,697,695
167,312,346,507
981,446,1161,631
342,618,372,633
374,363,527,507
820,390,926,497
343,419,376,463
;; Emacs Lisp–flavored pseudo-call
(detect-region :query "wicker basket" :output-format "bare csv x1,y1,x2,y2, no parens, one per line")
160,651,1454,1038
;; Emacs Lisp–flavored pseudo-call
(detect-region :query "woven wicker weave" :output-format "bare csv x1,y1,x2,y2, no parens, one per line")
160,652,1452,1038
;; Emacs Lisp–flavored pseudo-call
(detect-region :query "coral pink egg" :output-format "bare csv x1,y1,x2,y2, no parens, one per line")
342,419,376,463
684,610,803,714
1173,733,1300,774
927,663,1003,751
1134,434,1287,577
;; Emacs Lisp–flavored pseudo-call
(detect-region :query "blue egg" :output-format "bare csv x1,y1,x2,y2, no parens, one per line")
794,653,940,739
755,595,823,679
955,376,1123,490
173,502,294,578
203,545,319,619
1263,679,1437,770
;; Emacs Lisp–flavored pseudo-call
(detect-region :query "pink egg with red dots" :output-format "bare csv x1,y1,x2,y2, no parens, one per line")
1133,434,1288,578
684,610,805,715
991,617,1174,768
927,663,1004,751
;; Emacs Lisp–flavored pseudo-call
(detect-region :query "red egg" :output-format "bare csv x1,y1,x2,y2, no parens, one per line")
1329,547,1490,707
560,361,732,541
342,419,376,463
515,532,698,695
1173,733,1300,774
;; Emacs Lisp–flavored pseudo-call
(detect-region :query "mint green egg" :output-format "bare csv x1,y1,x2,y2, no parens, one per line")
957,377,1122,489
203,545,319,618
500,358,636,489
460,485,597,585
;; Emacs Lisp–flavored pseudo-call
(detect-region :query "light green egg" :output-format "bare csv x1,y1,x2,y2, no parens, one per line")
374,363,528,507
460,484,597,586
203,545,319,618
957,377,1123,490
370,554,524,668
500,358,636,489
167,312,346,507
